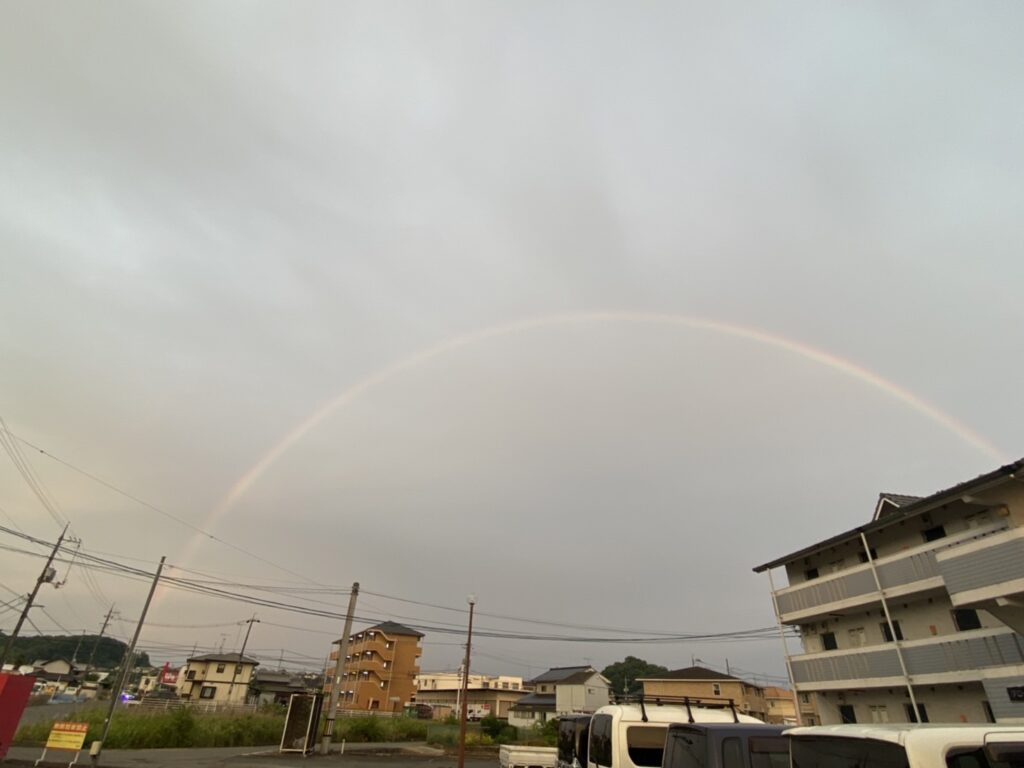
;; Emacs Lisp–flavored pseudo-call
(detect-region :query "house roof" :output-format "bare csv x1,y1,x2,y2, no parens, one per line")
187,652,260,665
353,621,425,639
753,457,1024,572
638,666,739,682
559,669,603,685
762,686,792,698
529,665,594,684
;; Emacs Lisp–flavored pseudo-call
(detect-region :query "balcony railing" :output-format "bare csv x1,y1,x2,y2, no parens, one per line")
935,527,1024,606
790,628,1024,685
774,523,1009,622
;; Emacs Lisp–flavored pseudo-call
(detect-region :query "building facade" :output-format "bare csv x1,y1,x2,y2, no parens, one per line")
763,685,819,725
414,671,526,719
324,621,423,713
638,667,768,720
755,457,1024,725
508,666,612,727
176,652,258,705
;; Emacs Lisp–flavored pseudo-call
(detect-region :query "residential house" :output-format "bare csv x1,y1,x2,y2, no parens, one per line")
324,621,423,713
250,670,324,706
177,652,259,705
637,667,767,720
414,671,526,719
763,686,819,725
508,666,612,728
754,457,1024,725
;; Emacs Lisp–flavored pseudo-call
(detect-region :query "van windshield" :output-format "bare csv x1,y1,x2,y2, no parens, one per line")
664,730,707,768
627,726,668,768
791,736,910,768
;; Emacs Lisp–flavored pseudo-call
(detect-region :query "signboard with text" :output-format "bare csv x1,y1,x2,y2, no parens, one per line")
45,721,89,751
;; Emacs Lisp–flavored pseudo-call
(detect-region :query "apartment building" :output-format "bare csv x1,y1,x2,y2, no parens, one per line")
324,621,423,713
754,457,1024,725
637,666,768,720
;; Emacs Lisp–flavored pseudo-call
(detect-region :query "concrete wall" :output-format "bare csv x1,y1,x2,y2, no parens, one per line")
814,683,997,725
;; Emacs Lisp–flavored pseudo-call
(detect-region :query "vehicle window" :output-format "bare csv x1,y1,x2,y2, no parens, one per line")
749,737,790,768
791,736,909,768
949,747,1024,768
578,724,590,767
626,726,668,768
560,721,578,763
664,730,707,768
722,738,744,768
590,715,614,768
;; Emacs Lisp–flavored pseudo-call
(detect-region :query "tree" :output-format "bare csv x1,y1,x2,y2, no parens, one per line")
601,656,669,696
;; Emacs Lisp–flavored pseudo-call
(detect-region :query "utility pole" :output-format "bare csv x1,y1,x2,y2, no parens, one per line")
92,555,164,767
0,523,67,666
227,614,260,705
82,605,116,681
321,582,359,754
457,595,476,768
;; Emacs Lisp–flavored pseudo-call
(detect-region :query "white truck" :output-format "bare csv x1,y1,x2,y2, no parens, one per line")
500,744,559,768
586,700,764,768
786,724,1024,768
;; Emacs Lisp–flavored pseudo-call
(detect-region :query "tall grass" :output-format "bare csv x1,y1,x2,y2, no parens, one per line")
15,705,285,749
331,716,428,742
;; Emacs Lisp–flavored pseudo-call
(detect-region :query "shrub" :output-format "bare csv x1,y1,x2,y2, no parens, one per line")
480,714,503,738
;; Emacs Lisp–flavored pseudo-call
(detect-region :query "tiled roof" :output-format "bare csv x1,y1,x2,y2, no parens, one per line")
362,621,425,638
510,692,556,710
638,666,738,682
187,652,260,665
529,665,594,684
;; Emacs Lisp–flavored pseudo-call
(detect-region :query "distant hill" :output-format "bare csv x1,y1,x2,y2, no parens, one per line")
0,633,149,669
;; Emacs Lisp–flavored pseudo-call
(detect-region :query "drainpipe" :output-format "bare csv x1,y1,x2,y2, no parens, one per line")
766,569,802,726
860,533,920,721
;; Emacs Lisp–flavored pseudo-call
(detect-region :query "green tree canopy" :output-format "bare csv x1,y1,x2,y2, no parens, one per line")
601,656,669,696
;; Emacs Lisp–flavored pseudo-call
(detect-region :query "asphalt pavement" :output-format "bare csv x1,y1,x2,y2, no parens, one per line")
3,743,498,768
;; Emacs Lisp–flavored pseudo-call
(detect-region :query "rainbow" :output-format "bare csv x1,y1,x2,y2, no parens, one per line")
187,312,1004,569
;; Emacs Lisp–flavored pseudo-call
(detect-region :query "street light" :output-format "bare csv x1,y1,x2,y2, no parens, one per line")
457,594,476,768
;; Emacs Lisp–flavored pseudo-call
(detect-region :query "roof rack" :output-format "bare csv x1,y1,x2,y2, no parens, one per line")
610,693,740,723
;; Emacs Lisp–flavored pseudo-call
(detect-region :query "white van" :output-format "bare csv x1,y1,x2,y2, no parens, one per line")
588,702,764,768
786,724,1024,768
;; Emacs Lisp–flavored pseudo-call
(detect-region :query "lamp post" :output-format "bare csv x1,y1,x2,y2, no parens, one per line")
457,595,476,768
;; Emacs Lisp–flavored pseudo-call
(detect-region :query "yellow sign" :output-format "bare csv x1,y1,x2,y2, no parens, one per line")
45,721,89,751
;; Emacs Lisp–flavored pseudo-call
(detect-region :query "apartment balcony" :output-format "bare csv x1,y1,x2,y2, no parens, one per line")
935,526,1024,610
773,523,1009,624
790,627,1024,690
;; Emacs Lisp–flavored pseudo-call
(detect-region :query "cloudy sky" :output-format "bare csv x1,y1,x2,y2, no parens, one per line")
2,2,1022,683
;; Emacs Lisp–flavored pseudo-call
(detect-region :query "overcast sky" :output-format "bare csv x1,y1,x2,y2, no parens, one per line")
2,2,1023,684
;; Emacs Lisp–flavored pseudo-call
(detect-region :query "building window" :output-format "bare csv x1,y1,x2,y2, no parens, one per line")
880,621,904,642
952,609,982,632
502,682,509,689
821,632,838,651
200,686,216,699
904,703,928,723
235,665,243,675
216,663,226,673
922,525,946,542
386,641,393,649
187,670,196,680
712,683,722,695
800,694,810,704
513,683,519,690
869,705,889,723
858,548,878,563
804,568,819,581
838,705,856,724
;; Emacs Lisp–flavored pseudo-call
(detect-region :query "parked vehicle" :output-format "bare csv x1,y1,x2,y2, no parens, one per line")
662,723,789,768
786,724,1024,768
559,714,593,768
501,744,559,768
588,698,764,768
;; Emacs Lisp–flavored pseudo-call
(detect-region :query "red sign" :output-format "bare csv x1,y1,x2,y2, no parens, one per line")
159,663,178,684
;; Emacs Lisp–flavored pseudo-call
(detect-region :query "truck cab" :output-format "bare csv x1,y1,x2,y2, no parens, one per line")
559,714,593,768
587,699,764,768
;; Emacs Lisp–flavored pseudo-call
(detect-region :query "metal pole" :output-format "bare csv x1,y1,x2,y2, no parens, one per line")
226,614,259,704
82,605,116,682
457,596,476,768
92,555,164,766
321,582,359,754
860,533,920,721
766,569,803,726
0,523,68,666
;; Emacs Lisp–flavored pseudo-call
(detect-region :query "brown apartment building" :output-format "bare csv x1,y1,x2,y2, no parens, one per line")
638,666,767,720
324,621,423,713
